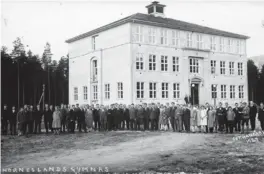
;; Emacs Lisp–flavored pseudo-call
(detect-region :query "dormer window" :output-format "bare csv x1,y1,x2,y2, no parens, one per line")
148,6,154,14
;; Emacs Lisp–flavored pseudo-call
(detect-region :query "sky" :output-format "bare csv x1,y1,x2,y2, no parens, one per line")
2,0,264,60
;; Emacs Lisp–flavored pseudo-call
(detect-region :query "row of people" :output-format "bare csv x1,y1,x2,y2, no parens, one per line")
1,101,264,135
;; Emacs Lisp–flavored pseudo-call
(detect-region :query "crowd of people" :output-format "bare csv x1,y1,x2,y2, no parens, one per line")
1,101,264,136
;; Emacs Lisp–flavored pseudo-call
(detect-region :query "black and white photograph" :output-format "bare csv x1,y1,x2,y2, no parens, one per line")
1,0,264,173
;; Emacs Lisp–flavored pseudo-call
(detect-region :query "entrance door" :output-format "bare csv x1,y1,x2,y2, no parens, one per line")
191,84,199,105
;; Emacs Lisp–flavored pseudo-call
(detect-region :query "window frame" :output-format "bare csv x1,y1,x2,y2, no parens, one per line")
92,85,98,100
189,58,199,73
149,82,157,99
161,55,168,72
148,27,156,44
136,82,144,99
117,82,123,99
149,54,156,71
196,34,203,49
74,87,78,101
83,86,88,100
229,62,235,75
136,53,144,70
172,56,179,72
210,36,216,51
211,60,216,74
211,85,217,99
160,29,168,45
173,83,180,99
230,85,235,99
220,61,226,75
238,62,243,76
239,85,244,99
104,83,110,100
221,85,227,99
161,82,169,99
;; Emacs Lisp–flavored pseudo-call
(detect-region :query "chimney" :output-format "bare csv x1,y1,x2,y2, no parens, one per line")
146,1,166,18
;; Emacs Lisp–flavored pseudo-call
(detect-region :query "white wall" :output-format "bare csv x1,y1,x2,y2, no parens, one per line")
68,23,131,105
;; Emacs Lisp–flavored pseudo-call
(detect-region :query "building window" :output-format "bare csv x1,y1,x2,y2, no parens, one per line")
92,85,98,100
189,58,199,73
134,25,143,42
221,85,227,99
83,86,88,100
230,85,235,99
149,54,156,71
149,82,157,99
92,35,98,50
173,83,180,99
236,40,241,54
160,29,168,45
211,60,216,74
136,82,144,99
210,36,216,51
239,85,244,99
241,40,245,55
104,84,110,100
211,85,217,98
92,59,98,81
238,62,243,76
148,27,156,44
219,37,224,52
172,30,179,47
136,53,144,70
161,83,169,99
229,62,234,75
220,61,226,75
172,56,179,72
74,87,78,101
227,39,233,53
187,32,192,48
161,55,168,71
117,82,123,99
196,34,203,49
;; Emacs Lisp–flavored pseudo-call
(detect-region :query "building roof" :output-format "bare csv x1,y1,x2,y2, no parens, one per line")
65,13,250,43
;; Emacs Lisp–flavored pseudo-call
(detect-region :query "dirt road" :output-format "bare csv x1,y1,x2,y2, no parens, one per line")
1,131,264,173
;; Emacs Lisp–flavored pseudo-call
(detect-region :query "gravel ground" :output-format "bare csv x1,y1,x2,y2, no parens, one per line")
1,130,264,173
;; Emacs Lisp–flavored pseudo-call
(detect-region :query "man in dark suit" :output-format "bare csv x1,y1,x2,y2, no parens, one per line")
28,105,34,134
107,104,115,131
216,102,227,133
149,103,159,131
93,104,100,131
34,105,43,134
10,106,17,135
60,104,67,133
183,105,191,132
23,105,30,135
129,104,137,130
233,103,242,132
68,105,76,133
249,101,257,131
123,104,130,130
136,105,145,131
2,104,9,135
43,104,53,134
170,102,176,132
143,103,150,130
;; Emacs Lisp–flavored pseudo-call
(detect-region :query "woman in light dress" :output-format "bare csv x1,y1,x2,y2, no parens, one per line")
190,105,198,133
200,106,208,133
85,105,94,132
52,106,62,135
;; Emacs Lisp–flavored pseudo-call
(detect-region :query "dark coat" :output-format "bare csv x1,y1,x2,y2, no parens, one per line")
10,109,17,123
60,108,67,121
249,105,257,119
69,109,76,121
76,108,85,122
43,108,53,121
216,107,227,122
123,108,130,121
129,108,137,120
183,108,191,121
170,107,177,119
233,107,242,120
258,107,264,121
149,108,159,120
137,108,144,120
17,110,25,123
34,109,43,122
92,109,100,121
29,110,34,121
24,110,30,122
2,108,9,121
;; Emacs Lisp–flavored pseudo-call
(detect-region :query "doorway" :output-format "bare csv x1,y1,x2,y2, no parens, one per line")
191,83,199,105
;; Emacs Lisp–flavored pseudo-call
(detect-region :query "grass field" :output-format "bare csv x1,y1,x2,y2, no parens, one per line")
1,130,264,173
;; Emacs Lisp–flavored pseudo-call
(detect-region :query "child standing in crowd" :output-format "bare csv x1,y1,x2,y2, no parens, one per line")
226,106,235,133
52,106,62,135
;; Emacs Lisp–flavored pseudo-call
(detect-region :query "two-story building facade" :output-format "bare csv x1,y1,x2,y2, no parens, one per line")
66,1,249,106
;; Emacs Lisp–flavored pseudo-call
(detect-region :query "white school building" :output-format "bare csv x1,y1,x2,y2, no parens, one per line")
66,1,249,106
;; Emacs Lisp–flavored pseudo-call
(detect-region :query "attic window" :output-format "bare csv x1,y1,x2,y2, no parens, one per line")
156,6,163,13
148,6,154,14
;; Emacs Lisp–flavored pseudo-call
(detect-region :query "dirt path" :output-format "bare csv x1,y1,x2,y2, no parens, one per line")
3,132,206,171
